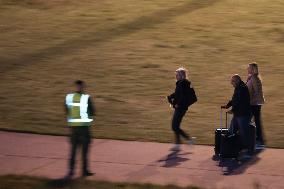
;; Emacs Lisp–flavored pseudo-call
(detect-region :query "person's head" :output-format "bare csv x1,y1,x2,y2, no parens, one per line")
231,74,241,88
74,80,85,93
175,67,187,81
247,62,259,75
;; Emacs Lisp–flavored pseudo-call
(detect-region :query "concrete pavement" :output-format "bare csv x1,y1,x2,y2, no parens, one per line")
0,131,283,189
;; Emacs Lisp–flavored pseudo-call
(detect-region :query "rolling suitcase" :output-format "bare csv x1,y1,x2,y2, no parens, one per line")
214,128,228,155
215,108,240,158
220,132,240,158
214,108,229,155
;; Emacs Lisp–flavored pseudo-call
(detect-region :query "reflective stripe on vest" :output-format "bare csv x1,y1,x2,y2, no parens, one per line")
67,118,93,122
66,93,93,125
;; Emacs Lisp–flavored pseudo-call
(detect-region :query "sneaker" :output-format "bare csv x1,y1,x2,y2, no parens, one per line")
82,171,94,177
170,144,180,151
64,171,74,180
255,144,265,150
188,137,196,145
240,154,252,160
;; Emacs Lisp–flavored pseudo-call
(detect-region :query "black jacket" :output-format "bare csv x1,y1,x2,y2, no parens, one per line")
168,79,192,110
226,81,251,117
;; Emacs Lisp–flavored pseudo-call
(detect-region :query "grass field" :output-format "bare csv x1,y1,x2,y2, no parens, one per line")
0,0,284,147
0,175,201,189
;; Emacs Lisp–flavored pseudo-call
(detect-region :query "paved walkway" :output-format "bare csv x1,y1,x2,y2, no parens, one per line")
0,131,283,189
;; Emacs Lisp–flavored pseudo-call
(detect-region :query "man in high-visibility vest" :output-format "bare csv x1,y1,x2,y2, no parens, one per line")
65,80,95,178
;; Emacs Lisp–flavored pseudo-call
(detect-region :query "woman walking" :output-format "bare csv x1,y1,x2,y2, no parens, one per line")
246,62,265,148
167,67,197,150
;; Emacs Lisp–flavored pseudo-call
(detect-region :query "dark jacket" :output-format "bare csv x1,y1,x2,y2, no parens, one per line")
168,79,192,110
226,81,251,117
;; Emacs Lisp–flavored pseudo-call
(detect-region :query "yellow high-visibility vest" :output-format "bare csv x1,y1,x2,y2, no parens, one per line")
65,93,93,126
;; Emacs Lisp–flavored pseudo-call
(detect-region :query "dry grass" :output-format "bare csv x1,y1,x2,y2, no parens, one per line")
0,175,201,189
0,0,284,147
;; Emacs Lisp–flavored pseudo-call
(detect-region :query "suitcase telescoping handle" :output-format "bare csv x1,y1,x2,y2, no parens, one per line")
220,107,229,130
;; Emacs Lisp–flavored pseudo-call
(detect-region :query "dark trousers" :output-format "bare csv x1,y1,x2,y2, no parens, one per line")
69,127,91,174
251,105,265,145
172,108,189,144
229,115,250,150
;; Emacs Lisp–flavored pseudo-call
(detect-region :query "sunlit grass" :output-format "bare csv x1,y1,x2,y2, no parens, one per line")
0,175,201,189
0,0,283,147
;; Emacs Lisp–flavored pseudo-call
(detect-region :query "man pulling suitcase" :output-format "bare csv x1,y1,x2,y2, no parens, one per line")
221,74,253,159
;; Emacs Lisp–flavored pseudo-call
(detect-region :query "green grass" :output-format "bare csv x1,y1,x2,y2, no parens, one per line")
0,0,284,148
0,175,201,189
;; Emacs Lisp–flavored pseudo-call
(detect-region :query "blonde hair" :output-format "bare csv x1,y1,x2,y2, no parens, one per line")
176,67,187,79
249,62,262,81
249,62,259,75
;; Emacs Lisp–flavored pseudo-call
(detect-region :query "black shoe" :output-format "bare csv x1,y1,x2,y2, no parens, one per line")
82,171,94,177
64,172,74,180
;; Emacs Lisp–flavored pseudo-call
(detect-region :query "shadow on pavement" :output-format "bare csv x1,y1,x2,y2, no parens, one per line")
45,177,75,188
125,148,191,180
157,149,191,167
213,149,264,175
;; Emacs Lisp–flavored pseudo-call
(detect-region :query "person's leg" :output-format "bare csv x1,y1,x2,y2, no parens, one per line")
252,105,265,145
229,116,238,135
172,109,181,144
82,128,91,175
179,128,190,140
172,109,188,144
177,109,189,140
236,116,250,150
68,129,78,176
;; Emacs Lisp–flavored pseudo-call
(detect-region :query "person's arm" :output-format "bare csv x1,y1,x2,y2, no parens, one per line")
222,87,241,109
231,86,242,108
64,99,68,115
64,100,69,128
221,100,232,109
247,79,253,94
167,92,175,104
174,82,183,107
226,100,233,108
88,97,95,117
252,77,263,98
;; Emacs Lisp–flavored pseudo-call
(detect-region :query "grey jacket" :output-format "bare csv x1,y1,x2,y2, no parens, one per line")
246,75,265,105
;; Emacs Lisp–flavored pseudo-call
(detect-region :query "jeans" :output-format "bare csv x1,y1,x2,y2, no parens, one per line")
251,105,265,145
172,108,189,144
229,115,250,149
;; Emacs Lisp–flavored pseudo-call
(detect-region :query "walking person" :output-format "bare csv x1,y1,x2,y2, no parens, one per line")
222,74,252,157
167,67,197,151
65,80,95,178
246,62,265,149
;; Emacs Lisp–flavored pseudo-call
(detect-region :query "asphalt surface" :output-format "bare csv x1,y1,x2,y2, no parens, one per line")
0,131,283,189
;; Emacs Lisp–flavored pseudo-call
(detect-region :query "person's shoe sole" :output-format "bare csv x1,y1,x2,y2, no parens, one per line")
82,172,95,177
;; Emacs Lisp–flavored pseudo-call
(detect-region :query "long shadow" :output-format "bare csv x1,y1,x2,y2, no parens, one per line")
157,149,191,167
45,177,74,188
216,149,263,175
0,0,220,74
125,148,191,180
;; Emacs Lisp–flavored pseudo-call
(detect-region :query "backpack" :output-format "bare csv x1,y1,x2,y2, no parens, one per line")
185,84,197,107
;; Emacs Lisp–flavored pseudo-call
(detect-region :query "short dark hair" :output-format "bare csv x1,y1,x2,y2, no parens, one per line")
74,80,84,86
232,74,242,82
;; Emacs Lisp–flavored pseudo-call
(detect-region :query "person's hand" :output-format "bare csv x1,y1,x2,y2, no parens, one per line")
167,96,172,104
227,110,233,114
174,104,179,108
166,96,170,101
